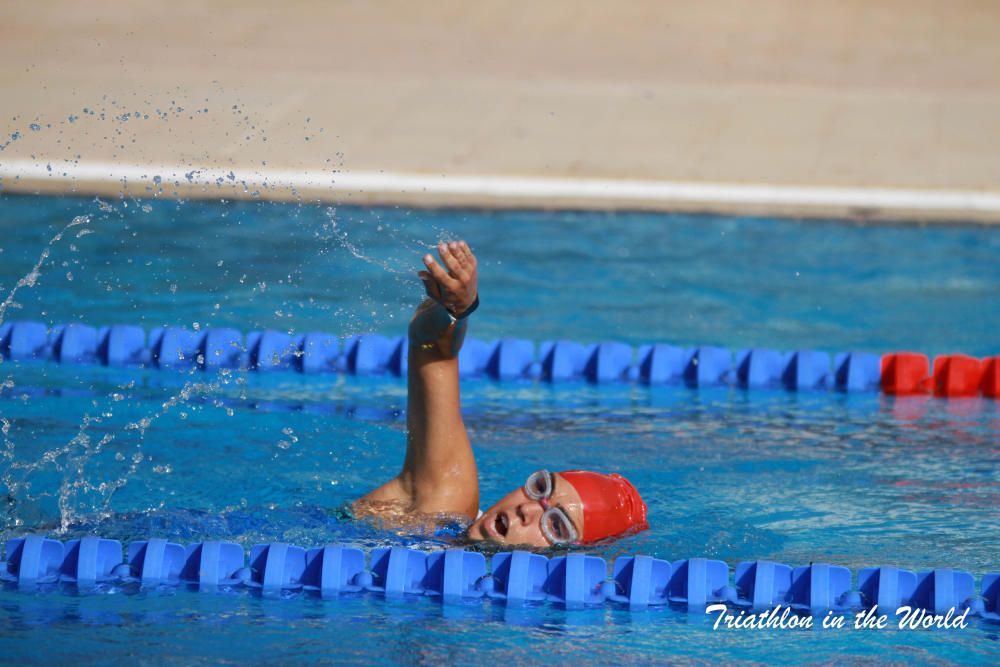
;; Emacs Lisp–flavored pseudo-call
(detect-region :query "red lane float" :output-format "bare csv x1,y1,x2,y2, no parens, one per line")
880,352,930,395
931,354,983,398
981,356,1000,398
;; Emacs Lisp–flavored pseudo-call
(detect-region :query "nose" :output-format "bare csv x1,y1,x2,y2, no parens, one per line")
517,500,544,525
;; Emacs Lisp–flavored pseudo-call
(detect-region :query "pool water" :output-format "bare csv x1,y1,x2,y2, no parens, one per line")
0,194,998,664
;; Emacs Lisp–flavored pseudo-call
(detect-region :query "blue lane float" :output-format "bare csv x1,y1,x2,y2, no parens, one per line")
425,549,486,600
857,566,917,611
731,560,792,609
1,535,63,586
682,347,733,387
127,538,185,587
248,542,308,592
2,535,997,621
667,557,730,609
483,551,548,603
303,545,366,595
606,554,671,609
834,351,882,391
540,341,636,383
60,537,127,586
787,563,859,613
637,343,685,385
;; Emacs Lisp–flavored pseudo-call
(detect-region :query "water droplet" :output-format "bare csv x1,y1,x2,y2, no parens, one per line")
29,123,40,132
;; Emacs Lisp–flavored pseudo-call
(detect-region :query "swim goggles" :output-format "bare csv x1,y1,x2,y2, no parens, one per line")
524,470,579,546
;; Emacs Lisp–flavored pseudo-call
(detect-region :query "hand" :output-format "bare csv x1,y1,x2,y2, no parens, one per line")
419,240,478,316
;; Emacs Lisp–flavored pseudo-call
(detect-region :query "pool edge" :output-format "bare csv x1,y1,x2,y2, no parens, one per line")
3,159,1000,224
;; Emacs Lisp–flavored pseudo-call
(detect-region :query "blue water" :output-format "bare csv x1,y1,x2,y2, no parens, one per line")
0,194,998,665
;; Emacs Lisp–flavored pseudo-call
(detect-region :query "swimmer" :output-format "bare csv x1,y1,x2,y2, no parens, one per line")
354,241,647,548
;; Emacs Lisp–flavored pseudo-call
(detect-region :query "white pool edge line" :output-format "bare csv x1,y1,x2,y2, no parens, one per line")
3,159,1000,214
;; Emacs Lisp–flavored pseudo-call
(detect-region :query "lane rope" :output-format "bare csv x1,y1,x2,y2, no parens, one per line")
3,535,998,619
2,320,997,398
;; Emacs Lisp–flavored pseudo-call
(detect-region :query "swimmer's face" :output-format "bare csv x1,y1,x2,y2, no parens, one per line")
468,472,585,547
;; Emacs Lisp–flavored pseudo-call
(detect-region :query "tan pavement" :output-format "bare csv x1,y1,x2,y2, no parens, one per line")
2,1,1000,221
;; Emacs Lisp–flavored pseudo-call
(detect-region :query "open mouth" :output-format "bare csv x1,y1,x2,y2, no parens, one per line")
493,511,509,538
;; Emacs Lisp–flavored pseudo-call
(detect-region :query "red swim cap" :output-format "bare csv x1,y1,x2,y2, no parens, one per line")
558,470,648,544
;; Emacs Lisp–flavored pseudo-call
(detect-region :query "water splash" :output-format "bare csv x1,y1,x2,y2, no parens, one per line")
0,215,90,327
319,207,419,278
318,206,462,278
0,201,231,533
58,375,227,532
0,212,92,529
0,365,246,534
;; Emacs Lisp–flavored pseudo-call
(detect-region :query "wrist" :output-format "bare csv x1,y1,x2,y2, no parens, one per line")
450,294,479,320
409,299,468,358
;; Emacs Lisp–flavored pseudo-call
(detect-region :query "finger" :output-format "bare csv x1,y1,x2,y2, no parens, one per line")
437,243,469,281
459,240,476,268
449,241,470,268
423,254,460,290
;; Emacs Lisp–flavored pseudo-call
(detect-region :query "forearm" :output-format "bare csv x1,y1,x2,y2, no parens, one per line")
403,349,472,481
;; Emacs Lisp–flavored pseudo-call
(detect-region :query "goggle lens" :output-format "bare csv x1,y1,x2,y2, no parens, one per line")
524,470,552,500
541,507,578,545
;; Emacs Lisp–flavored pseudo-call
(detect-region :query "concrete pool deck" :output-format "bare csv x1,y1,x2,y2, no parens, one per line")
2,1,1000,222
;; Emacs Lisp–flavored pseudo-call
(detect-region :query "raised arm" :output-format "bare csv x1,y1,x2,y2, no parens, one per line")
355,241,480,521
